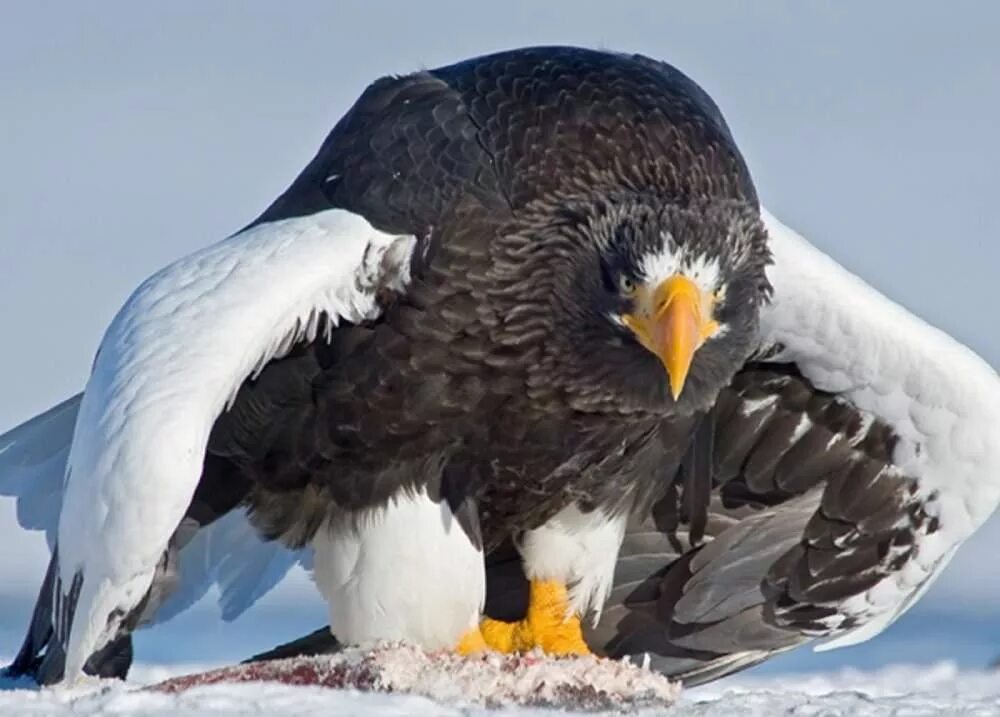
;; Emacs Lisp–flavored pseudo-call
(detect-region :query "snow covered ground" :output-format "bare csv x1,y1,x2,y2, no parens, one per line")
689,663,1000,716
3,655,999,716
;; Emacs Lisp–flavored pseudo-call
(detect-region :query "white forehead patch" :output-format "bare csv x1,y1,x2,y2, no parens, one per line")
638,233,724,293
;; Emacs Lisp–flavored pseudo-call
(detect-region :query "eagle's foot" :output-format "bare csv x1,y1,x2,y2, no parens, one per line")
454,626,489,655
480,579,591,656
480,615,534,653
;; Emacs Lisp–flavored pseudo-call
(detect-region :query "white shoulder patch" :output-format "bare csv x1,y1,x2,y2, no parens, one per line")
759,208,1000,649
56,209,416,680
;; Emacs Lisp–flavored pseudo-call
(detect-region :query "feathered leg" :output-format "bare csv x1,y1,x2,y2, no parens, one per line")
481,505,626,656
311,488,487,653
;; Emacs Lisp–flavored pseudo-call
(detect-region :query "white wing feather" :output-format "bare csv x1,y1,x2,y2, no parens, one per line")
760,209,1000,649
56,209,414,680
154,508,311,625
0,396,308,629
0,394,80,547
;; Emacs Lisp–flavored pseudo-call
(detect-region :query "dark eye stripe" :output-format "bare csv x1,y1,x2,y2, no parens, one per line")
599,259,618,293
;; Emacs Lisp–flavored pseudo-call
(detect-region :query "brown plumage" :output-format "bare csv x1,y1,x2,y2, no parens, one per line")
226,46,772,552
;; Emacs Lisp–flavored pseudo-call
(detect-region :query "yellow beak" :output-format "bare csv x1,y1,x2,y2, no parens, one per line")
622,275,719,400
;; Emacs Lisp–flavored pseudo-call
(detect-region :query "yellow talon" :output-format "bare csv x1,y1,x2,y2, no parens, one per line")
454,626,489,655
480,579,591,656
481,615,533,653
525,579,591,655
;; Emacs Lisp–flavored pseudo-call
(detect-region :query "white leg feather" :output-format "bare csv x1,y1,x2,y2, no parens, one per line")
519,505,627,624
312,489,484,649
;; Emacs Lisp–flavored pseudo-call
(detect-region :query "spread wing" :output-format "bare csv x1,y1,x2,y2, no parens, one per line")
582,209,1000,685
11,211,417,683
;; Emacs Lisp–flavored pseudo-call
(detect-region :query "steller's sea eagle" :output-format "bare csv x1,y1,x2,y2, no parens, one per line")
2,46,999,687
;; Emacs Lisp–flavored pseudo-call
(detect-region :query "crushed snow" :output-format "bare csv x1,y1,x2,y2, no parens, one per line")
2,653,1000,716
148,643,680,711
2,644,679,715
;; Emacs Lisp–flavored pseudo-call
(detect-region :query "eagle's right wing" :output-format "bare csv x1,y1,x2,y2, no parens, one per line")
2,209,417,684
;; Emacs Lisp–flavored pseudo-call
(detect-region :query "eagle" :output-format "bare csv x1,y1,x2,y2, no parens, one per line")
3,46,999,687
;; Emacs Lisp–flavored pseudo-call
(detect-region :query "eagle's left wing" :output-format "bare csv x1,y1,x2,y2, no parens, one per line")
582,208,1000,684
757,208,1000,648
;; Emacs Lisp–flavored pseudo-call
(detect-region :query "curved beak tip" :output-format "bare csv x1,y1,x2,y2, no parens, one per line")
658,286,700,402
621,274,715,403
668,372,687,402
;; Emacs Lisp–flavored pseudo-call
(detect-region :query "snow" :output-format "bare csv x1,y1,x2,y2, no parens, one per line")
148,644,680,711
689,662,1000,716
3,652,999,716
1,645,681,716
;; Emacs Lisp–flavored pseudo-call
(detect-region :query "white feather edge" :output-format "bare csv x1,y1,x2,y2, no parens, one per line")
759,209,1000,650
55,208,415,680
0,394,80,544
0,393,297,626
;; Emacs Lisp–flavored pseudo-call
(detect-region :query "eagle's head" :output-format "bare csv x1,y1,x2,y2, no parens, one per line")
501,195,772,416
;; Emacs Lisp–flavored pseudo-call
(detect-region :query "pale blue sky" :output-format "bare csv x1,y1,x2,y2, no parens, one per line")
1,2,998,671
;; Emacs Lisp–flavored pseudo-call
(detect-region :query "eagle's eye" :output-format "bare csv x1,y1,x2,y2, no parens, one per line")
618,275,637,296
